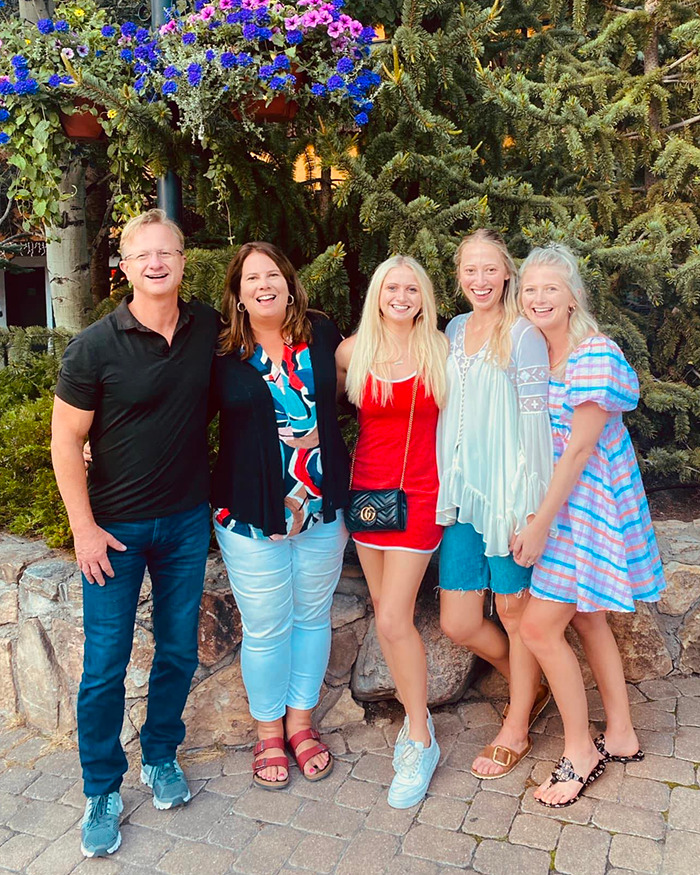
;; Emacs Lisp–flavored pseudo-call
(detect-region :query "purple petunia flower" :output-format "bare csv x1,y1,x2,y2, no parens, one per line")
182,32,196,44
77,45,89,58
162,80,178,94
36,19,54,34
101,25,116,38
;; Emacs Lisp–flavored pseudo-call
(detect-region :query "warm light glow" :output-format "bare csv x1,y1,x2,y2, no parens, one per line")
293,145,355,187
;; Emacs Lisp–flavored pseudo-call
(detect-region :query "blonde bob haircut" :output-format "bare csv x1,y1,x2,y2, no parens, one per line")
454,229,519,368
219,241,311,359
519,243,600,375
120,209,184,255
345,255,448,408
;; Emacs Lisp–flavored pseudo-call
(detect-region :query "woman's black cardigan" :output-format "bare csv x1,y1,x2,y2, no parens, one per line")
210,312,350,536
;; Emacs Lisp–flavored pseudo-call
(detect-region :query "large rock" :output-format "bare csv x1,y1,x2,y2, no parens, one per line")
15,618,74,733
125,625,154,698
320,688,365,730
0,534,51,584
198,589,241,667
658,563,700,616
654,519,700,566
608,604,673,682
352,582,479,706
0,586,18,625
49,618,85,686
679,607,700,674
20,559,77,602
181,659,256,749
0,639,17,714
331,593,366,629
326,627,361,684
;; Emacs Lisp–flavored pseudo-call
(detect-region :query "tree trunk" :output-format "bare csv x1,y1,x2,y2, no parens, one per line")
85,165,112,306
46,159,94,333
18,0,54,23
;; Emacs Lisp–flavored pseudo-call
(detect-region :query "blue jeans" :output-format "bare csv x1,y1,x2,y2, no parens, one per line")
439,521,532,595
215,516,348,722
78,502,210,797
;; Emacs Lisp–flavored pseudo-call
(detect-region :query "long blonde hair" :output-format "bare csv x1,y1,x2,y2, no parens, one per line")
519,243,600,374
454,229,519,368
346,255,448,407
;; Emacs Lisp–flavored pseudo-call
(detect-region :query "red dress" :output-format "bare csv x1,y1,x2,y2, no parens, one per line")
352,374,443,552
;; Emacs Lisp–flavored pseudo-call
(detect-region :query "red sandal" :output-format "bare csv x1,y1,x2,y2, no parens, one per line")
286,728,334,782
252,737,289,790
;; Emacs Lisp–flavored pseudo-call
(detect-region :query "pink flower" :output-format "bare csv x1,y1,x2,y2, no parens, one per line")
327,21,343,38
348,20,363,38
199,5,216,20
284,15,301,30
331,36,349,52
339,14,353,28
318,10,333,25
219,0,234,8
159,20,178,34
302,10,321,28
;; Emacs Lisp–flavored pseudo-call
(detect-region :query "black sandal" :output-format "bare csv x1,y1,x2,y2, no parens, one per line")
594,733,644,764
538,755,606,808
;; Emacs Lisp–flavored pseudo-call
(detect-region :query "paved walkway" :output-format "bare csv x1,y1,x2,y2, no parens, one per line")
1,678,699,875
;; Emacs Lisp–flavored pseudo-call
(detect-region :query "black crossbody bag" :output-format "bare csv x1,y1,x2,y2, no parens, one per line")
345,377,419,534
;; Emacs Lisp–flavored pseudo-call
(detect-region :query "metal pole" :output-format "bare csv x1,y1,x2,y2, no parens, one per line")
151,1,182,223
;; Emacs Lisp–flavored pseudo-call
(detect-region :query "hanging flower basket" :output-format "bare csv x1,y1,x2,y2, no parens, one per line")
59,100,106,141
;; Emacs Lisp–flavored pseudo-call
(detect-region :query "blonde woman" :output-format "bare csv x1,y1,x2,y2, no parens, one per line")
336,255,448,808
436,229,553,780
514,244,665,807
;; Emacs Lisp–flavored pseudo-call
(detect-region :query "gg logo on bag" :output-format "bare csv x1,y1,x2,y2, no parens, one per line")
360,505,377,523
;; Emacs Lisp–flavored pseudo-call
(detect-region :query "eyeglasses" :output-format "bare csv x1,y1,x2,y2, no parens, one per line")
121,249,184,263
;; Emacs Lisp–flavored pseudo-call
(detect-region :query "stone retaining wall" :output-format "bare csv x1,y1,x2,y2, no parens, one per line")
1,520,698,749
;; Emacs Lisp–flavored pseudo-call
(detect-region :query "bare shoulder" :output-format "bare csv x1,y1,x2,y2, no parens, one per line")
335,334,357,369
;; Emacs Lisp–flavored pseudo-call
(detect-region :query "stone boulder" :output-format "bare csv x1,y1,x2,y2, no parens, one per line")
182,658,256,749
198,589,242,667
15,618,75,733
654,519,700,566
351,576,478,706
0,639,17,714
0,586,18,625
679,608,700,674
125,626,155,698
608,604,673,682
658,562,700,616
0,534,51,585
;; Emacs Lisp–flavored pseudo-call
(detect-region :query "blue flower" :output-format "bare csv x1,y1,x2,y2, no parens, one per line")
0,132,10,145
354,111,369,126
226,13,239,24
11,55,29,70
209,20,222,29
239,9,254,22
134,76,147,91
163,65,181,78
182,32,196,44
336,57,354,75
36,18,54,34
273,55,290,70
136,28,150,44
120,49,134,62
220,52,237,68
205,49,216,62
14,78,39,95
134,62,149,74
259,65,274,79
121,22,137,38
194,0,205,9
0,81,14,95
310,83,326,96
101,25,116,38
257,27,272,40
134,45,152,60
237,52,253,67
359,27,376,44
256,10,270,24
162,80,178,95
242,23,257,40
0,109,9,121
269,76,286,91
326,75,343,91
77,45,89,58
286,30,303,46
55,20,69,32
187,63,202,86
61,75,74,85
47,74,61,87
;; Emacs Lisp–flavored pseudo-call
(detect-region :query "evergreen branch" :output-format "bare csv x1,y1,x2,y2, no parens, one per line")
663,114,700,132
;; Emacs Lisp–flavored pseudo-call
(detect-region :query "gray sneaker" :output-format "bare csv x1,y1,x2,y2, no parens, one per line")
141,759,191,809
80,791,123,857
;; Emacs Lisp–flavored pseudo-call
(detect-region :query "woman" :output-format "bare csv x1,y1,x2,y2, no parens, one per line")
436,229,553,780
211,242,349,789
336,255,448,808
514,243,665,807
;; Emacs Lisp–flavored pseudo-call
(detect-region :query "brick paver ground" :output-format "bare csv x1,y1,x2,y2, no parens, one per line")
1,677,699,874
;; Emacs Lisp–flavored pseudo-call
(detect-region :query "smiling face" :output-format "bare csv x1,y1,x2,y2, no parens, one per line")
238,250,290,326
120,223,185,301
458,240,510,315
520,264,575,335
378,265,423,326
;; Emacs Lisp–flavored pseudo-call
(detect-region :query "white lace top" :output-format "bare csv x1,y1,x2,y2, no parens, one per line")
436,314,553,556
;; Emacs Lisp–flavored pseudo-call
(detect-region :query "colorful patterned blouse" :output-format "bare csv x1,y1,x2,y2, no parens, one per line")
214,341,323,539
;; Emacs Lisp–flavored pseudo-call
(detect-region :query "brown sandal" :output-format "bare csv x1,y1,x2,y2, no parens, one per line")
502,683,551,729
287,728,334,782
470,736,533,780
252,737,290,790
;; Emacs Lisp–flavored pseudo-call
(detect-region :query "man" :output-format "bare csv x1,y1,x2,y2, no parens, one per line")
51,210,219,858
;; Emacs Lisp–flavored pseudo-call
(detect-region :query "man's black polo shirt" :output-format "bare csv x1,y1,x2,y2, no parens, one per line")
55,296,219,522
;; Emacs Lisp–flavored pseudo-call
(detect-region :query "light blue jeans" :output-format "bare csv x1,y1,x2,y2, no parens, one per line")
214,515,348,722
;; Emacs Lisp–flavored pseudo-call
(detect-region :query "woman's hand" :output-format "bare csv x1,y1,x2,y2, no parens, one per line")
82,440,92,470
511,519,548,568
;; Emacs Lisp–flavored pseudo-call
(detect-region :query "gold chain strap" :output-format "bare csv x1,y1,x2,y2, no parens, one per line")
349,376,420,490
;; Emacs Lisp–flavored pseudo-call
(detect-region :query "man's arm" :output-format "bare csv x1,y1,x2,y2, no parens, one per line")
51,396,126,585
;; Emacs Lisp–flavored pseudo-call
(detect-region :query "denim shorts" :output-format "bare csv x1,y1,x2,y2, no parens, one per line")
439,521,532,595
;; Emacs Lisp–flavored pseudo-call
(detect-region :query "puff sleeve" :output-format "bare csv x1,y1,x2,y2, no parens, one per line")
561,336,639,426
